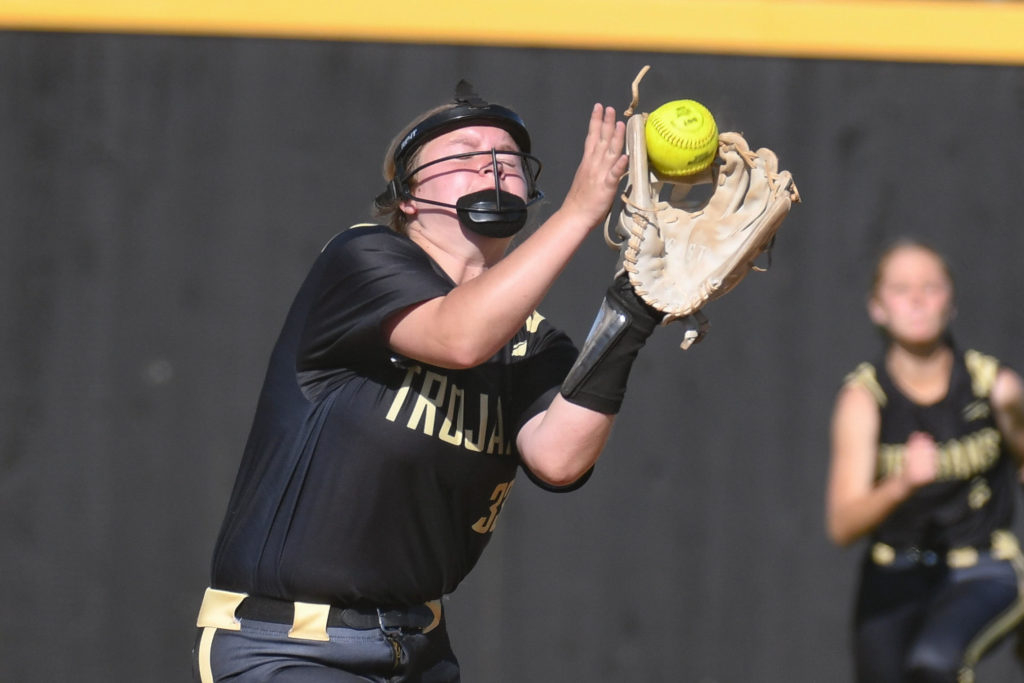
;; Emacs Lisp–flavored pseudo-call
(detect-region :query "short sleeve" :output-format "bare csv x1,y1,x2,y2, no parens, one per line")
298,226,453,370
501,312,592,492
507,321,579,437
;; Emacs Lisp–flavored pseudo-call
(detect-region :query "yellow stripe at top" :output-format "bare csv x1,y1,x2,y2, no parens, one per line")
2,0,1024,66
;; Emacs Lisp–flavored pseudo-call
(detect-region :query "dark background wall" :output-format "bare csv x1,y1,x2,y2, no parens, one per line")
2,30,1024,682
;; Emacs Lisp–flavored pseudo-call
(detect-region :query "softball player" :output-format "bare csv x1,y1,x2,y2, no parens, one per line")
827,238,1024,682
192,83,664,682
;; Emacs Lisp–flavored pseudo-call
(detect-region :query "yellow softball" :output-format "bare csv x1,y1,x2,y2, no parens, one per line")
644,99,719,177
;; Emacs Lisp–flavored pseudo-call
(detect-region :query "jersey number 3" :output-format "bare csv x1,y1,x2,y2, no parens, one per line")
472,480,514,534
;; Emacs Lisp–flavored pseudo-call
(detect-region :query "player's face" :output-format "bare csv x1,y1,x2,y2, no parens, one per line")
407,126,529,207
869,246,954,347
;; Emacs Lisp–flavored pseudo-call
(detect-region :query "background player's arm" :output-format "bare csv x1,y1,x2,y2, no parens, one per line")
826,383,936,546
991,367,1024,476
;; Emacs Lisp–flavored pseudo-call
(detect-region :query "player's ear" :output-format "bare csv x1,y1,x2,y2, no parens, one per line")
867,296,887,327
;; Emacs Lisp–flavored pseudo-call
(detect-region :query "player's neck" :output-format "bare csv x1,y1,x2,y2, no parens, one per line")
407,220,508,283
885,342,953,405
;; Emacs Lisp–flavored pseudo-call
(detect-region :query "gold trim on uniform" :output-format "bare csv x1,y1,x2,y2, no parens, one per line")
959,530,1024,680
197,627,216,683
844,362,887,407
196,587,246,630
991,529,1020,560
946,547,979,569
870,531,1022,570
964,349,998,399
424,599,443,633
289,602,332,641
870,529,1024,681
195,588,248,683
195,589,445,639
872,542,896,566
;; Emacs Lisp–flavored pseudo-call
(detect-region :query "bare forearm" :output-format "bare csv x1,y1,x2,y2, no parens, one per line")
517,394,615,487
437,208,598,357
828,476,911,546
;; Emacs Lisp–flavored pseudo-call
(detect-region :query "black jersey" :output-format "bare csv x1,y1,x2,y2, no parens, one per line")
210,225,579,607
844,348,1016,550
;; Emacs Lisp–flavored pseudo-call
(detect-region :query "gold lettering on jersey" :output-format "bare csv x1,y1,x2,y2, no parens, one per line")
962,399,991,422
877,427,1001,481
878,446,902,479
471,479,515,534
439,386,465,446
386,365,513,455
525,311,545,333
486,399,505,455
386,365,423,422
968,477,992,509
407,370,447,434
942,439,971,480
464,394,488,453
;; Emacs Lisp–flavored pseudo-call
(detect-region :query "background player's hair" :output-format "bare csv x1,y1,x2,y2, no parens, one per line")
869,236,956,298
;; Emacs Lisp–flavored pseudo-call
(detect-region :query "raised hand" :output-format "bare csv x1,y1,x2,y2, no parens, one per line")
561,104,629,229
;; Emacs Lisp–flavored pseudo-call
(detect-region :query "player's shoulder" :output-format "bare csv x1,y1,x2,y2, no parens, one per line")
315,223,434,270
841,361,887,408
319,223,408,253
963,348,1007,399
518,309,567,342
507,309,576,360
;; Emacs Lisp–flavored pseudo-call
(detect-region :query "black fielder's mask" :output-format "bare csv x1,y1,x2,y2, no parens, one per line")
375,81,544,238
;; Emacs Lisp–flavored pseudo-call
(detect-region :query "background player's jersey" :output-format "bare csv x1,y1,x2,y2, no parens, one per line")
210,225,578,607
844,348,1016,550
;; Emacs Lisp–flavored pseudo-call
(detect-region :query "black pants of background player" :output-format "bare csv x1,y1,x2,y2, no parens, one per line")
192,589,459,682
854,544,1024,683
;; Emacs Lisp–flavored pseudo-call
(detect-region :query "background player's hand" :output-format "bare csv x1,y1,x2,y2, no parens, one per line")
560,104,628,229
900,431,940,490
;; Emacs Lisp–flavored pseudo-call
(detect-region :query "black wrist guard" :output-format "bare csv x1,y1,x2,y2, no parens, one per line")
560,274,661,414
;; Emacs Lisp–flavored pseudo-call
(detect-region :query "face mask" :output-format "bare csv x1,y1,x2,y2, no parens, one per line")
375,81,544,237
401,148,541,238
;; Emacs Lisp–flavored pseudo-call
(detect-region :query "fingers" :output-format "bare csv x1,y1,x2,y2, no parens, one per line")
903,432,940,487
586,103,605,140
583,104,627,184
559,104,629,228
907,431,936,447
587,103,626,155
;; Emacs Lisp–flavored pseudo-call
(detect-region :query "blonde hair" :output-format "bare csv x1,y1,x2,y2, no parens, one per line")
373,103,458,234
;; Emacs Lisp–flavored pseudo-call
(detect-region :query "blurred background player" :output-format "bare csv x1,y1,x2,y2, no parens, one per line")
826,237,1024,682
